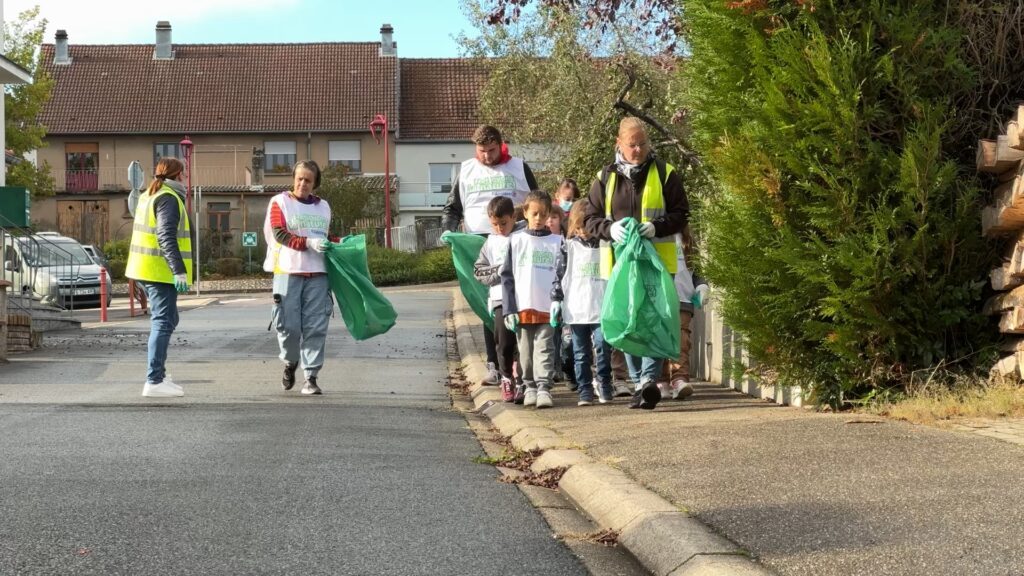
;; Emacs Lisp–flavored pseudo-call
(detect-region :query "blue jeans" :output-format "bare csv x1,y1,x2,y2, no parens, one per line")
142,281,178,384
570,324,613,401
625,353,662,388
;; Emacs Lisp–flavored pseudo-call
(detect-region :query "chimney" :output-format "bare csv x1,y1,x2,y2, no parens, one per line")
379,23,396,56
54,30,72,65
154,21,174,60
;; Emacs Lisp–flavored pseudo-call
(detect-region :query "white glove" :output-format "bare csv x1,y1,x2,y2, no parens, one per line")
610,220,628,244
307,237,328,253
549,302,562,327
692,285,710,309
639,221,656,239
504,313,519,332
173,274,189,294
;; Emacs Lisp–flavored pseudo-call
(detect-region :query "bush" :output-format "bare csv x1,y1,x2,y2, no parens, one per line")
103,238,130,261
106,258,126,280
367,245,456,286
682,1,1002,407
216,257,243,277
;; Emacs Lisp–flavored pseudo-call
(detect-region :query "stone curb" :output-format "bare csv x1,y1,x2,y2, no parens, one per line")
450,288,774,576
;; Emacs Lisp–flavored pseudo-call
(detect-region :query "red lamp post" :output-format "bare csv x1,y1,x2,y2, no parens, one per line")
369,114,391,248
179,136,194,214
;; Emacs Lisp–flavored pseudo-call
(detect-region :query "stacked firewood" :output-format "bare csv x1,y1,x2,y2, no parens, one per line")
979,105,1024,376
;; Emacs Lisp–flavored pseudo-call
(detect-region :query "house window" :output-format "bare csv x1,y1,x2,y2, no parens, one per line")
208,202,231,232
153,143,181,168
328,141,361,173
428,163,458,194
264,141,297,173
65,143,99,193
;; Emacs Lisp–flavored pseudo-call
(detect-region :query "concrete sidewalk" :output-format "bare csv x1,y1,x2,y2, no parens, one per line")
451,290,1024,576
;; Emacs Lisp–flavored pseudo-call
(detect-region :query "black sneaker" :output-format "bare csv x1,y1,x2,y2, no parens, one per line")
628,390,642,409
513,383,526,405
639,382,661,410
282,362,298,390
301,377,322,396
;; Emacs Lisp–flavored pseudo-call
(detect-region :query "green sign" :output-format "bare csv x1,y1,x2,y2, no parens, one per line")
241,232,258,247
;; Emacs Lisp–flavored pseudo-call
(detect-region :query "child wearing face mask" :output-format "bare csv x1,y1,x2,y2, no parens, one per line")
554,178,580,214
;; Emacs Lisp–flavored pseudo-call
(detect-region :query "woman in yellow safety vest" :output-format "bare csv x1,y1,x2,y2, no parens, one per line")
126,157,193,398
581,117,690,411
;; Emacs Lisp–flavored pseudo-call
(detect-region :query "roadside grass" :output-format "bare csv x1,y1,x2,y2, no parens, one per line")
866,376,1024,426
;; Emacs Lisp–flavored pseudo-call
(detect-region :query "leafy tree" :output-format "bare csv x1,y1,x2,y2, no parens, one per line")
683,0,1003,407
460,0,695,191
315,166,397,237
4,6,54,197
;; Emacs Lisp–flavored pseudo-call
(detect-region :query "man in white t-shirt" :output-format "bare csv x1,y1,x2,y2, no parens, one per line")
442,125,539,384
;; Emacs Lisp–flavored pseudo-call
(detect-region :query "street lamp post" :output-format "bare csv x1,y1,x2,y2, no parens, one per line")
179,136,194,214
369,114,391,248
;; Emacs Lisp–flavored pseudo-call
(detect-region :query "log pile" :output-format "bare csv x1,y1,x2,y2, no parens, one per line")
980,105,1024,377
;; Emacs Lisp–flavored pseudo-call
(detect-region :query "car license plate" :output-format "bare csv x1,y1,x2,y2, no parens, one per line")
73,288,97,295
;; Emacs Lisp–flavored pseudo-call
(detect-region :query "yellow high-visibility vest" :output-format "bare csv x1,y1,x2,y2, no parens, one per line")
599,161,678,278
125,186,193,284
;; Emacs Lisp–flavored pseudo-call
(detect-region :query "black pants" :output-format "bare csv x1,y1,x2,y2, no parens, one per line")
492,305,516,379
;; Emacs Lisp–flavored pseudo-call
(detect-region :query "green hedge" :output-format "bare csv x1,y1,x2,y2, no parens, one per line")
683,1,1005,407
367,246,456,287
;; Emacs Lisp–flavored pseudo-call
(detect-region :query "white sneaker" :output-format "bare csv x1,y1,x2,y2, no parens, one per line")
163,376,183,392
536,390,553,409
484,362,499,385
656,381,670,398
142,380,184,397
595,380,611,404
523,387,538,406
613,381,633,397
671,379,694,400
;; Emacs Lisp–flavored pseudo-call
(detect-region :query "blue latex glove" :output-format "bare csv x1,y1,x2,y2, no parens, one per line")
691,285,709,309
504,313,519,332
173,273,189,294
321,240,335,251
549,302,562,328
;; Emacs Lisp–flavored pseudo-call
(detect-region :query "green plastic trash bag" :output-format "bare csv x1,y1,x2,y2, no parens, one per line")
324,234,398,341
601,218,680,359
442,232,494,331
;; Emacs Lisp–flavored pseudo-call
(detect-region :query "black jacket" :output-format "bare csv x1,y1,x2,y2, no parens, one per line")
582,156,689,241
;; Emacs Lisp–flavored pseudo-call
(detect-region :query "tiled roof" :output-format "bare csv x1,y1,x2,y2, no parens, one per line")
38,43,397,134
399,58,489,141
200,174,398,194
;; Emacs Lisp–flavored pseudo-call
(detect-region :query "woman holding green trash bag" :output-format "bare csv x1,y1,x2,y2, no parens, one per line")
582,117,690,410
263,160,341,396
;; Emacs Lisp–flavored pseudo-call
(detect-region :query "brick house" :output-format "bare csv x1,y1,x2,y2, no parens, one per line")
32,22,398,259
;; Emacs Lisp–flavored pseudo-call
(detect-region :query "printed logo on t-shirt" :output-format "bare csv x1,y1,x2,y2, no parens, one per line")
516,248,556,270
287,213,329,233
465,174,516,195
575,261,600,278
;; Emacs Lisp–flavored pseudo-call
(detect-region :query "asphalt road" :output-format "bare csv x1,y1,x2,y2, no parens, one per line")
0,288,588,575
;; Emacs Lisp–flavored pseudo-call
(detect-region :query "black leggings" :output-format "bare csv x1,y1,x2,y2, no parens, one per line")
491,306,516,379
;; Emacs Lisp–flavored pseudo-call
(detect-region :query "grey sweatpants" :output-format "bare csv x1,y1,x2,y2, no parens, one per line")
272,273,332,379
517,323,554,392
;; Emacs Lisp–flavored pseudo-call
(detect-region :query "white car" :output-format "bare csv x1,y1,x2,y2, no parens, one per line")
2,232,113,308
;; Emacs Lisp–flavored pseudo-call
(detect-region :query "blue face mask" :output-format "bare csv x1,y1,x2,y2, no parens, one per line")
559,200,573,211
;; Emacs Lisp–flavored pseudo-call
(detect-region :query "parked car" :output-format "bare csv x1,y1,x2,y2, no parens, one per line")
82,244,110,270
2,232,113,308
